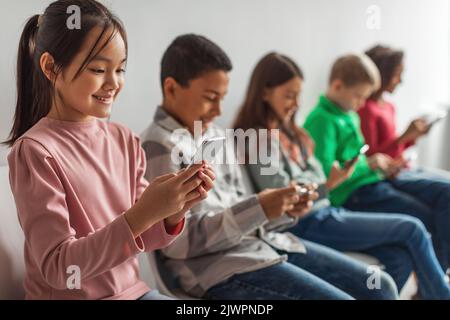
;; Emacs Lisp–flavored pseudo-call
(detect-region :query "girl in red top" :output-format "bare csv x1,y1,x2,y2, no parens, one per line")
358,45,450,277
358,45,430,162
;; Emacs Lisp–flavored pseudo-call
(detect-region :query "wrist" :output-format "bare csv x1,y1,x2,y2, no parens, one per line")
165,211,186,228
165,217,182,228
125,205,158,238
367,157,378,170
398,133,413,145
124,207,142,238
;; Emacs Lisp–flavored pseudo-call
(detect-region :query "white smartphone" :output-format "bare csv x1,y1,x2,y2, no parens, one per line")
427,111,448,127
186,137,226,168
295,184,316,197
345,144,370,168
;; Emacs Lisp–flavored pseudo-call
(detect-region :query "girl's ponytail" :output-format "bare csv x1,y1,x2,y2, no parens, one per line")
4,14,50,147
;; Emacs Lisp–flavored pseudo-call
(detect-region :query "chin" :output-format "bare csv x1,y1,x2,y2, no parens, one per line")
202,123,210,132
285,114,294,122
90,110,111,119
93,105,113,117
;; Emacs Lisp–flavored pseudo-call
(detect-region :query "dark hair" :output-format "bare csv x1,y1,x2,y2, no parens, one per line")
160,34,232,92
4,0,127,147
365,45,404,100
232,52,304,132
329,54,380,88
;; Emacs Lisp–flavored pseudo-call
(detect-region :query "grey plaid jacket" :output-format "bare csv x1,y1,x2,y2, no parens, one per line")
141,107,307,297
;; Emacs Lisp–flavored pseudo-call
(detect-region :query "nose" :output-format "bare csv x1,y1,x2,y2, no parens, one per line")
212,100,222,117
104,71,120,91
293,97,300,109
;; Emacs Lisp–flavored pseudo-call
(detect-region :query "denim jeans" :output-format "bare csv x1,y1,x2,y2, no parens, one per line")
204,240,398,300
401,167,450,183
343,170,450,274
288,206,450,299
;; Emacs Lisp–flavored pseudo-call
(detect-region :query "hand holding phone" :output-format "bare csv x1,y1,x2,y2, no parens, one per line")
345,144,370,169
295,183,318,199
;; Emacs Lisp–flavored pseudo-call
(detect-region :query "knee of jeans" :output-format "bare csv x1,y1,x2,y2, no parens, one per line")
401,216,429,240
373,273,399,300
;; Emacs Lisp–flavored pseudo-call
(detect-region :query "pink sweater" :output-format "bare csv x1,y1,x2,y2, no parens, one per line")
8,117,182,300
358,100,414,159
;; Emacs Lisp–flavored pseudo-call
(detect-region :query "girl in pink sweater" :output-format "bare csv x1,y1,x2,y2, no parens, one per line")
3,0,214,300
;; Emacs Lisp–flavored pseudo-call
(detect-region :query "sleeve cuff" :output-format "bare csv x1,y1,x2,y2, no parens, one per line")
164,218,185,235
117,214,145,255
231,195,268,235
264,214,298,232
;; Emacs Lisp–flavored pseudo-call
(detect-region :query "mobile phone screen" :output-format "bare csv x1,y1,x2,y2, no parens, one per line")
187,137,226,168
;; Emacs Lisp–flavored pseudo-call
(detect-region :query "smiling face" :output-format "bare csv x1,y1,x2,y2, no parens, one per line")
163,70,229,134
43,26,127,121
264,76,302,124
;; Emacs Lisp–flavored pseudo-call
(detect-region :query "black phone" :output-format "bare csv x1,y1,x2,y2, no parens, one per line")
345,144,370,168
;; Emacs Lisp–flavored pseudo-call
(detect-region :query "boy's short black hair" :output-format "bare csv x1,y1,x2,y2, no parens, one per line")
160,34,233,92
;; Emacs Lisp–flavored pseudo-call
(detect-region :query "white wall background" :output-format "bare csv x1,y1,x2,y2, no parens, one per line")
1,0,449,168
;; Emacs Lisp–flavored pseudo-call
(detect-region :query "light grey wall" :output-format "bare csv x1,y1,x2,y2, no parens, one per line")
1,0,449,168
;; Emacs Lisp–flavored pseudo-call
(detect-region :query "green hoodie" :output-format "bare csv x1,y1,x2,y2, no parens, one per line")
304,95,383,206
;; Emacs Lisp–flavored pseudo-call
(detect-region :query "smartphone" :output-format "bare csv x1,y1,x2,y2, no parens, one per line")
295,184,316,197
427,111,448,127
345,144,370,168
186,137,226,168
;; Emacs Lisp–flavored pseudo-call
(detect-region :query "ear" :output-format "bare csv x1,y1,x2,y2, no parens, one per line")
39,52,57,82
163,77,178,99
331,79,343,91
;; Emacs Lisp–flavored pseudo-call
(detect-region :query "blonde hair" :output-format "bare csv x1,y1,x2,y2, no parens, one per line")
329,53,381,90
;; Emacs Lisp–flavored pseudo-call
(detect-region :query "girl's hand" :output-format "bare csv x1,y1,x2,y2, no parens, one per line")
367,153,402,178
125,163,207,237
394,156,409,169
286,200,314,219
258,186,300,221
286,181,317,218
164,164,216,228
400,118,429,143
325,161,355,191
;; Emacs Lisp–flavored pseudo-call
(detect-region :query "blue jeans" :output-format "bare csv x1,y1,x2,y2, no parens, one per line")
289,206,450,299
204,240,398,300
402,167,450,183
344,170,450,273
